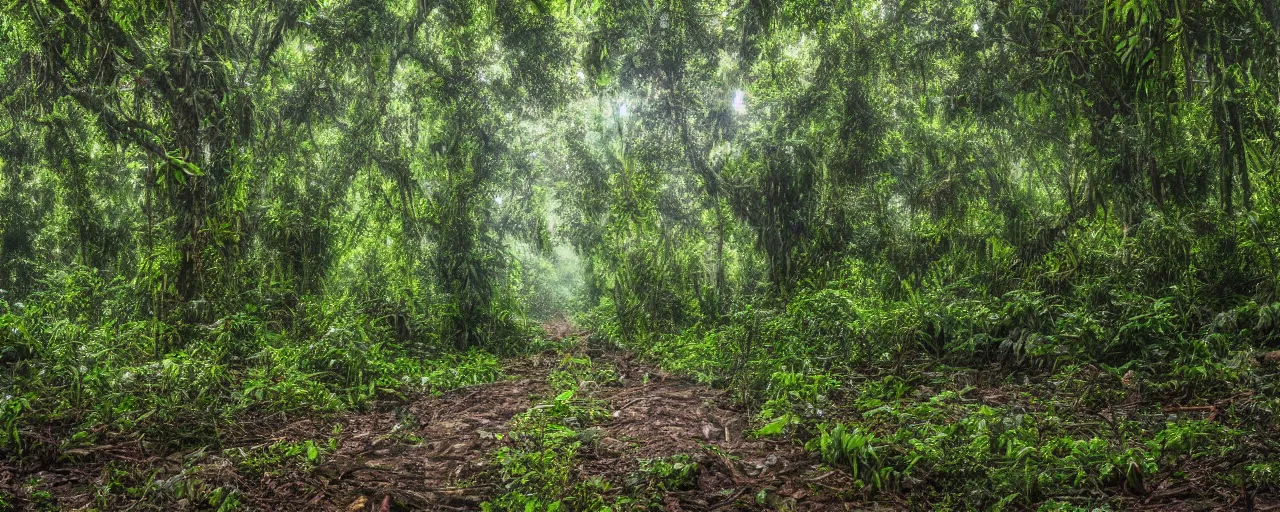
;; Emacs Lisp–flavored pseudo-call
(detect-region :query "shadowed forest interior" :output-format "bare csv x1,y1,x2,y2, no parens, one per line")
2,0,1280,510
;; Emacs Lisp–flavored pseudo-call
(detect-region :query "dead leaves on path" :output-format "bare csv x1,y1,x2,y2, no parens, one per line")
6,349,872,511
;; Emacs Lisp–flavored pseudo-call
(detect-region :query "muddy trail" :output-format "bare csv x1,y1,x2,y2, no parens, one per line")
1,329,868,511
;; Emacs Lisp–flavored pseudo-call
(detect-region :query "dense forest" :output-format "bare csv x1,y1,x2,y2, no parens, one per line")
1,0,1279,510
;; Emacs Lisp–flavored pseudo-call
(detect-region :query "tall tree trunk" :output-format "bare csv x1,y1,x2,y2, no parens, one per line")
1148,156,1163,208
1227,100,1251,211
1214,96,1234,215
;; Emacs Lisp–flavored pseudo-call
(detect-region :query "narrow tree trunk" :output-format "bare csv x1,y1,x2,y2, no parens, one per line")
1148,156,1163,208
1214,97,1234,215
1228,100,1251,211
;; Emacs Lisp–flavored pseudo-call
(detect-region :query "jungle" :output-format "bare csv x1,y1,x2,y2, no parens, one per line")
1,0,1280,510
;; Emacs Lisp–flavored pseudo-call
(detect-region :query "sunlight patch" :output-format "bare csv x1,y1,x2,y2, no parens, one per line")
732,89,747,114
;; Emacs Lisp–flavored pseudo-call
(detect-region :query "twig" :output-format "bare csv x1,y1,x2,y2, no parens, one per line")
1162,405,1216,413
616,397,649,410
708,487,746,511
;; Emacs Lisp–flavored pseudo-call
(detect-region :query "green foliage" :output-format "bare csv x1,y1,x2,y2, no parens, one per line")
484,357,613,511
629,454,698,493
755,371,835,436
2,0,1279,507
547,355,618,393
792,395,1252,507
233,435,337,475
0,265,504,454
809,424,894,490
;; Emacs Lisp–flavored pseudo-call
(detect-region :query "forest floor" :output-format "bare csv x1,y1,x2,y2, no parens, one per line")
3,321,1275,511
0,322,870,511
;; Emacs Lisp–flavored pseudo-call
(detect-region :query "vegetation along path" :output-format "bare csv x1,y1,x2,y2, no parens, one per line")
0,325,862,511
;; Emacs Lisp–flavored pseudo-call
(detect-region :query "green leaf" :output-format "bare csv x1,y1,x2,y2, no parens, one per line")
754,414,792,437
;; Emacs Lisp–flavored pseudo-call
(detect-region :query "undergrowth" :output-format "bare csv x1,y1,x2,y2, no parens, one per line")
482,350,709,512
483,354,615,511
0,267,515,460
590,210,1280,508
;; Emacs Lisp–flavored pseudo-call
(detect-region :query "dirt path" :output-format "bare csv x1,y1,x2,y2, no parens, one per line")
272,357,556,510
2,333,868,511
580,350,862,511
294,333,866,511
